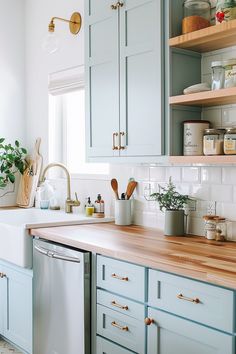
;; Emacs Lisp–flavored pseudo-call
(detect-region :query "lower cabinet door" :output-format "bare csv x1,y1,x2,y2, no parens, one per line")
97,336,134,354
147,308,234,354
97,304,145,354
3,265,33,354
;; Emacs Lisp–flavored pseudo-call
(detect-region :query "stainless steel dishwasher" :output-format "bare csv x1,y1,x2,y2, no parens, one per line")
33,238,90,354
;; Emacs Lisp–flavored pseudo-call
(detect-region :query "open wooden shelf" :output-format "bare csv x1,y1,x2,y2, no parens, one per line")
169,19,236,53
169,87,236,107
169,155,236,165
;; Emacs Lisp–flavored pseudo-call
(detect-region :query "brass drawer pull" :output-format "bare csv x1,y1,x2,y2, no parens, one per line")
117,1,124,8
111,321,129,331
111,1,124,9
0,273,7,279
144,317,154,326
111,3,118,10
119,131,126,150
111,301,128,311
177,293,200,304
112,132,119,150
111,273,129,282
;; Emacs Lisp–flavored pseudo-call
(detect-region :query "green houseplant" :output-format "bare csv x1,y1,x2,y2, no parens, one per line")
0,138,27,190
151,178,190,236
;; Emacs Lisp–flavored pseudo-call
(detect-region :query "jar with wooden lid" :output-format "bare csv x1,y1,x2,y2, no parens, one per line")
203,215,217,240
215,217,227,241
203,128,225,155
182,0,211,34
224,128,236,154
183,120,210,156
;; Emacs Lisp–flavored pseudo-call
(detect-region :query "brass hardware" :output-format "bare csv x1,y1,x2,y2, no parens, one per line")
119,132,126,150
111,3,118,9
112,133,119,150
41,163,80,214
177,293,200,304
0,273,7,279
111,2,124,10
111,321,129,331
48,12,82,35
144,318,154,326
111,273,129,282
117,1,124,7
111,301,128,311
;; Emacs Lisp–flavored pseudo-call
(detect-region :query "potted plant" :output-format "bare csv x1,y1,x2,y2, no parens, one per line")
0,138,27,190
151,178,190,236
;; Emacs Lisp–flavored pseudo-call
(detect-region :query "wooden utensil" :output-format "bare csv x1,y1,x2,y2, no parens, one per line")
111,179,119,200
126,181,137,200
17,138,43,208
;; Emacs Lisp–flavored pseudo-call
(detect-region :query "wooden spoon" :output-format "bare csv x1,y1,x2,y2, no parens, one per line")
126,181,137,200
111,179,119,200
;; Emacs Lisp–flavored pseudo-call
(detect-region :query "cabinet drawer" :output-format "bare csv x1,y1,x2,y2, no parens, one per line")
97,289,144,321
97,336,133,354
97,255,145,302
148,269,234,333
97,304,145,354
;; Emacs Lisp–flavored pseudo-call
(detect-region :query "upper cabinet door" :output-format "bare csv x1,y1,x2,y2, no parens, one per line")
85,0,120,158
119,0,164,157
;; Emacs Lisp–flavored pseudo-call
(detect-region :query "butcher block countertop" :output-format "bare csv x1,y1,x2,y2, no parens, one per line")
30,223,236,290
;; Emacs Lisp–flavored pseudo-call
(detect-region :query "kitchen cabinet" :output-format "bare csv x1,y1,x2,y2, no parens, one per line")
146,308,234,354
0,260,32,354
85,0,164,160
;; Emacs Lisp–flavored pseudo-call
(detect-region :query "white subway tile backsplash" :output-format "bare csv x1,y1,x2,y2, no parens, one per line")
190,184,210,200
221,203,236,221
201,167,222,184
150,167,166,182
182,167,200,183
222,167,236,184
166,167,182,182
211,184,233,203
202,108,222,127
133,166,150,181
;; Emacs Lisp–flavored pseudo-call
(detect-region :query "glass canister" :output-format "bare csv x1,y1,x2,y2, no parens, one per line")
183,120,210,156
203,128,226,155
216,0,236,24
215,217,227,241
182,0,211,34
224,128,236,154
211,61,225,90
223,59,236,88
203,215,217,240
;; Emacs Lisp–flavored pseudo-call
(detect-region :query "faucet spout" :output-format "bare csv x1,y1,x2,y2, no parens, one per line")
40,163,80,213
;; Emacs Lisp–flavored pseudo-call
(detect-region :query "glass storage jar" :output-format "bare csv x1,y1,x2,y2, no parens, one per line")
203,215,217,240
223,59,236,88
203,128,225,155
224,128,236,154
183,120,210,156
216,0,236,24
182,0,211,34
215,217,227,241
211,61,225,90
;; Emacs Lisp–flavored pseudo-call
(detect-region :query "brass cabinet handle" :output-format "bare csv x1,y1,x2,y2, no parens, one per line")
111,300,128,311
0,273,7,279
144,317,154,326
177,293,200,304
117,1,124,7
111,3,118,9
111,1,124,9
111,273,129,282
119,131,126,150
112,132,119,150
111,321,129,331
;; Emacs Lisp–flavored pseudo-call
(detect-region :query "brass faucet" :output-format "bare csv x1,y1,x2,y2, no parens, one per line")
40,163,80,213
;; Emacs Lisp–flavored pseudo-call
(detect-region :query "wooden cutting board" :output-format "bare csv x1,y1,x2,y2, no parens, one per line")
17,138,43,208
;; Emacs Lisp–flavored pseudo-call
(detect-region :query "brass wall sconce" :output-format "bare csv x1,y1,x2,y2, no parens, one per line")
42,12,82,54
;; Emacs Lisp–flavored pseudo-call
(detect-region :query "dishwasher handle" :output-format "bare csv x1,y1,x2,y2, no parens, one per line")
34,245,81,263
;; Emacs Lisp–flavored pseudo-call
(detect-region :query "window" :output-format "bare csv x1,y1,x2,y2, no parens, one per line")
48,67,109,177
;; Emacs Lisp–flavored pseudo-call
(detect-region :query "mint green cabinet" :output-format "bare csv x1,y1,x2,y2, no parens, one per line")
85,0,164,161
0,261,32,354
146,308,234,354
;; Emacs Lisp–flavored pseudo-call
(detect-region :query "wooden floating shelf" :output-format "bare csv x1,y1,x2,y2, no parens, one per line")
169,87,236,107
169,19,236,52
169,155,236,165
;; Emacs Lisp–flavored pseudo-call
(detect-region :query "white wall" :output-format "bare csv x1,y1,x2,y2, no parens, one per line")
0,1,25,142
25,0,84,159
0,1,25,205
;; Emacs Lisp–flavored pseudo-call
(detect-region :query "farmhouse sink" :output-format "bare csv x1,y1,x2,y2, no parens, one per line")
0,208,113,269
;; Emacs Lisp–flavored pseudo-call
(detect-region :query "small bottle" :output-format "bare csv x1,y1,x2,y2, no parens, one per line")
85,197,94,217
93,194,105,218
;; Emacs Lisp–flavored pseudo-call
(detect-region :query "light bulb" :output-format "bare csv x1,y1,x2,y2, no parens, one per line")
42,32,60,54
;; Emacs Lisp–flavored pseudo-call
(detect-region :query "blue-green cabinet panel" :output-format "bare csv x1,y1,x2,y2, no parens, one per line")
119,0,164,157
148,269,234,333
97,336,134,354
85,0,120,158
97,255,145,302
97,304,145,354
147,308,234,354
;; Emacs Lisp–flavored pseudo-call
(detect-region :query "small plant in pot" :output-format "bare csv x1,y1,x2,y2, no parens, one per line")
0,138,27,190
151,178,190,236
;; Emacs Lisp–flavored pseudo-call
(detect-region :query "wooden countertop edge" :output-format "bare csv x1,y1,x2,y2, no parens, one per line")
30,224,236,290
